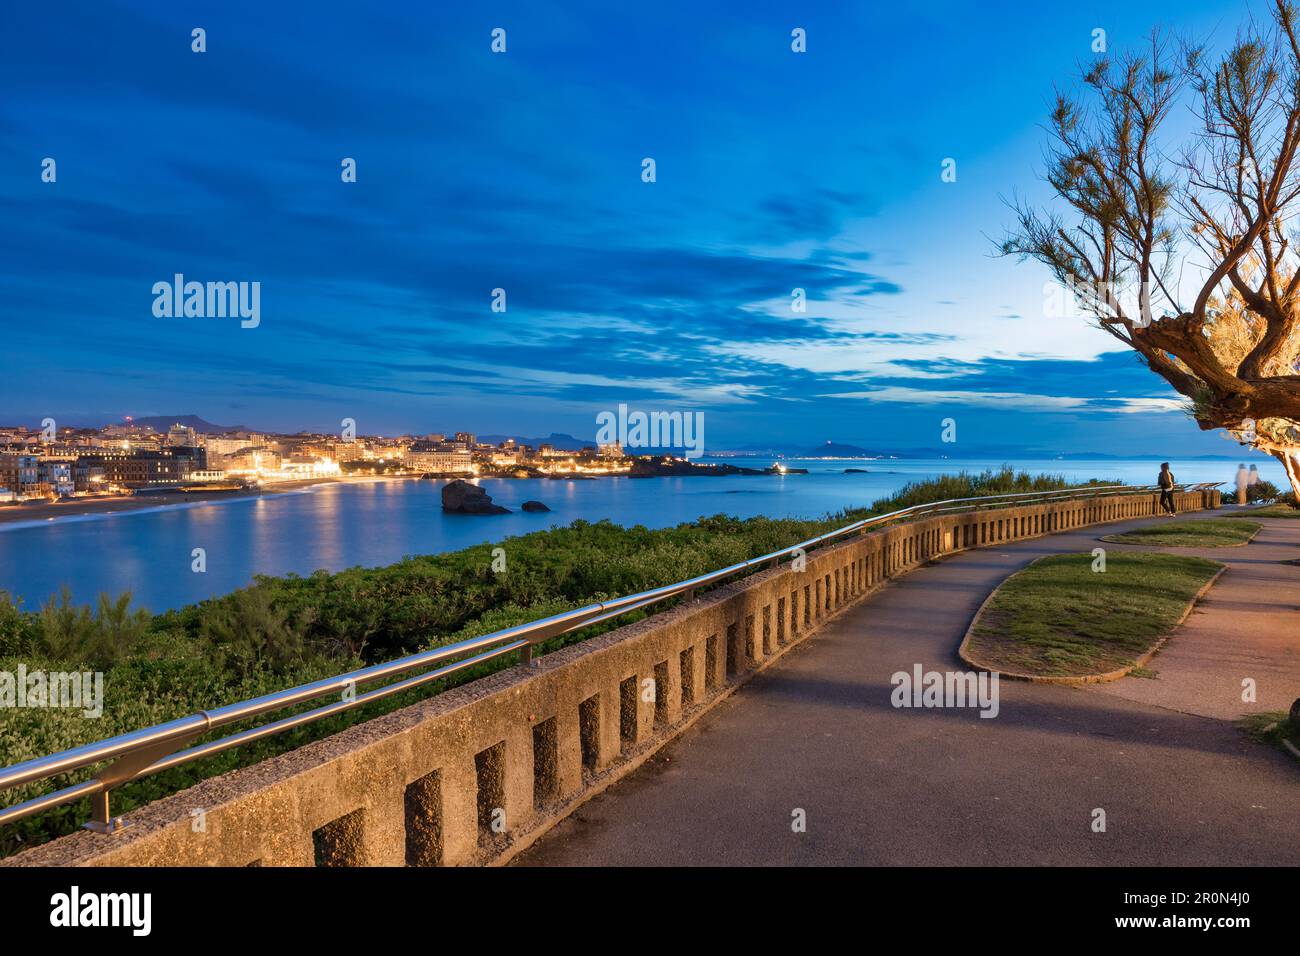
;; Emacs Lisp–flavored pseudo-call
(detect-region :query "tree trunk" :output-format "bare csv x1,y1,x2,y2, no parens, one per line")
1270,448,1300,501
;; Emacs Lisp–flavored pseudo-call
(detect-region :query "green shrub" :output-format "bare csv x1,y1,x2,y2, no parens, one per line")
0,591,36,658
36,589,150,669
198,586,309,676
1247,479,1282,503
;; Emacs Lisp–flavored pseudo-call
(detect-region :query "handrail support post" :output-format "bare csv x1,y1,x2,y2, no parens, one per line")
83,790,130,835
79,726,205,834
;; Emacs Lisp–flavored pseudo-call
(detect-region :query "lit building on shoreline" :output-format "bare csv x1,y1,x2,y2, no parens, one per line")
73,447,205,489
0,419,647,500
0,454,40,498
405,442,474,474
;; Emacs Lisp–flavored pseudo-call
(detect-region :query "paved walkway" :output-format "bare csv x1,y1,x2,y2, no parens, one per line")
516,512,1300,866
1094,515,1300,718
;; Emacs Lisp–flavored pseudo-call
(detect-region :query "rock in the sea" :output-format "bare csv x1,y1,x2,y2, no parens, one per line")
441,479,510,514
521,500,550,513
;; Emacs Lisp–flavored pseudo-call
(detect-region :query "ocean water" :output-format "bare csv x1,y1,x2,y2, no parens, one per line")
0,457,1280,613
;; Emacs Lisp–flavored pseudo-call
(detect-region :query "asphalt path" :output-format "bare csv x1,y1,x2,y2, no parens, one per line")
516,512,1300,866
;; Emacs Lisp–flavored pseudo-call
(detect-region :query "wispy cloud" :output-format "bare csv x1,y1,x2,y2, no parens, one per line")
0,0,1235,455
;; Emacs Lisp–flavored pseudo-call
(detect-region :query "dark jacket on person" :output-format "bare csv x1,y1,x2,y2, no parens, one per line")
1158,469,1175,489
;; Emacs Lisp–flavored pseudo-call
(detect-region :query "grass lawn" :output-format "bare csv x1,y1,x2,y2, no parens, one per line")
1221,503,1300,519
967,552,1223,678
1240,713,1300,759
1100,518,1261,548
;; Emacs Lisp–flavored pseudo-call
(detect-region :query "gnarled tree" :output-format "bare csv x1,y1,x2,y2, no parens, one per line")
1001,0,1300,495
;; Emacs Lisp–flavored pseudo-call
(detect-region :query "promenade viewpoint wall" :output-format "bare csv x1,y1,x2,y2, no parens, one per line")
4,488,1219,867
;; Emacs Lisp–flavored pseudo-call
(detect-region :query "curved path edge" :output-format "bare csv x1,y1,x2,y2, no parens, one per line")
957,559,1228,686
1098,522,1263,547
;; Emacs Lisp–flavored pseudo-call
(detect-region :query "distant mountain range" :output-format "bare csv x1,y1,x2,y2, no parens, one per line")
707,442,1245,461
784,446,1244,461
477,432,595,451
119,415,249,434
799,442,884,458
48,416,1245,460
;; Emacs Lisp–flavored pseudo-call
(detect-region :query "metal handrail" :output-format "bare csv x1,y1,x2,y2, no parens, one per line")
0,480,1207,831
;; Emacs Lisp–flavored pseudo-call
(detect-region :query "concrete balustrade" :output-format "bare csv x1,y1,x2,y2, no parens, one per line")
2,488,1218,868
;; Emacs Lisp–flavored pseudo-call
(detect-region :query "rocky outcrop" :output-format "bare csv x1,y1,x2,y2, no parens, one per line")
521,500,550,513
441,479,509,515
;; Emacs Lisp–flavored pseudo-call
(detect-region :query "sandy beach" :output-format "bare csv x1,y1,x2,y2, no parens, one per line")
0,476,411,527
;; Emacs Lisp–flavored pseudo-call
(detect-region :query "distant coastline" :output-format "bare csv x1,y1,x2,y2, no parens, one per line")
0,454,1260,532
0,460,809,527
0,475,403,528
707,452,1250,462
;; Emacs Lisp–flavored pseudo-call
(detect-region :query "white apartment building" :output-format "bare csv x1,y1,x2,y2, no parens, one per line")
406,447,473,473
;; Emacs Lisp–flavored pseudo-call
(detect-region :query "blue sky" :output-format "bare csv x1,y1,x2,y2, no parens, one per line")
0,0,1265,454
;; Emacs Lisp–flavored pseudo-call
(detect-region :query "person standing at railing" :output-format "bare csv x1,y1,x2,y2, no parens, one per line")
1158,463,1177,516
